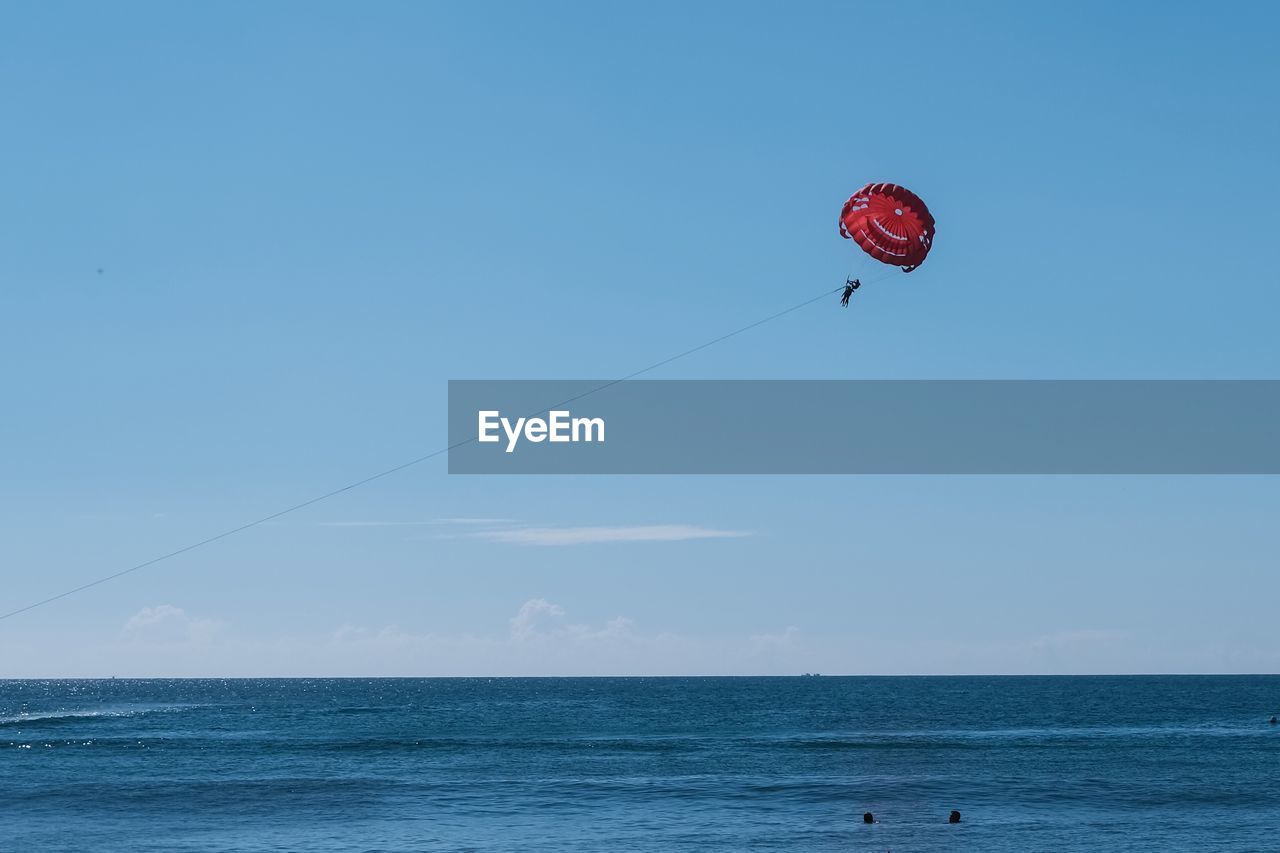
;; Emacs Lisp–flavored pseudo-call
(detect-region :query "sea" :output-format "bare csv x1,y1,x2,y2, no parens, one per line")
3,676,1278,852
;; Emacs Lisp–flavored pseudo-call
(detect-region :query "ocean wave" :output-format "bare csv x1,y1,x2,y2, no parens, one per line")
0,704,202,728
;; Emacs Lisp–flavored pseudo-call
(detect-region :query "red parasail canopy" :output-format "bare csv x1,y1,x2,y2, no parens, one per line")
839,182,936,273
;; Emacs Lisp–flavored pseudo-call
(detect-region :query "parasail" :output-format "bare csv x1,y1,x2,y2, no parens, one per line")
839,182,935,273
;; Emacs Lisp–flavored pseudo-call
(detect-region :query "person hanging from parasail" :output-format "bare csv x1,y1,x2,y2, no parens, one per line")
837,182,936,305
840,278,861,307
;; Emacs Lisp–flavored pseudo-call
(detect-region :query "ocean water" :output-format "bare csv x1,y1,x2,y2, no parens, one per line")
3,677,1278,852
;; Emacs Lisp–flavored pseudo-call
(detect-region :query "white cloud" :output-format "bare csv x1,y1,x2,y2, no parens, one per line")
510,600,639,644
306,600,707,676
434,518,520,526
121,605,221,644
10,600,810,678
1031,628,1127,652
1027,628,1130,671
509,598,566,640
316,518,516,528
123,604,184,632
331,623,412,643
751,626,800,650
473,524,751,546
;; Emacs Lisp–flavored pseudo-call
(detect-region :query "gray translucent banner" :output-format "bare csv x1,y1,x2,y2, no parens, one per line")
447,380,1280,474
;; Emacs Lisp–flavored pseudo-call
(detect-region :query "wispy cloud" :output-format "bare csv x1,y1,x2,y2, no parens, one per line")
473,524,751,546
751,626,800,650
315,518,517,528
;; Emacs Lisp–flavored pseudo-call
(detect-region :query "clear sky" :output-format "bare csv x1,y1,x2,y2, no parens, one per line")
2,1,1279,676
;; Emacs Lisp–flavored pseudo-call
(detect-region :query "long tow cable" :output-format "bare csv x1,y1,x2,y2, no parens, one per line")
0,284,852,622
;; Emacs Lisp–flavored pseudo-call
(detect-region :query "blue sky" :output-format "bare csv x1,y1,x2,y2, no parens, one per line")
2,1,1279,675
